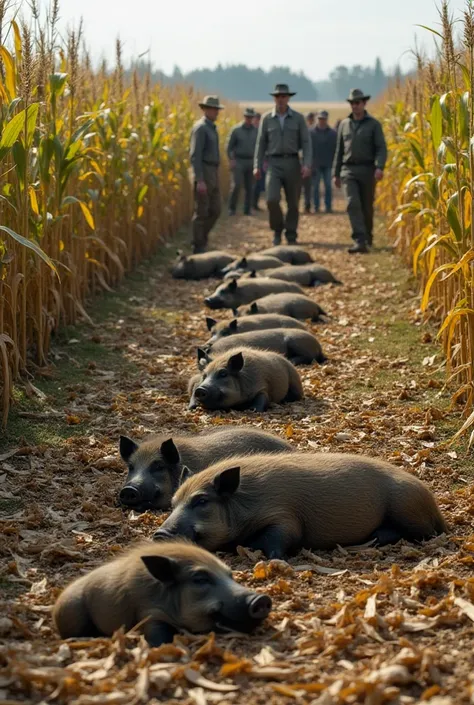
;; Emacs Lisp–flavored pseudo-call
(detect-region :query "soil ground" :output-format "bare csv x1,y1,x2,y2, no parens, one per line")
1,194,474,705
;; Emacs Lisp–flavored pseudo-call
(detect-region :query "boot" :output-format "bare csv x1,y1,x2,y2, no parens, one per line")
348,241,369,254
285,231,297,244
273,232,282,245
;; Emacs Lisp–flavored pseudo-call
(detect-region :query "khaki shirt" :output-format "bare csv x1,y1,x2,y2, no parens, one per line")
227,122,257,160
255,107,312,170
333,111,387,177
190,117,220,181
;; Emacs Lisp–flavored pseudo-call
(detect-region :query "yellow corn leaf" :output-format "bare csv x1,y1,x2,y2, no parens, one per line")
451,408,474,443
443,249,474,280
59,240,65,252
421,262,455,311
11,20,22,64
28,186,39,215
90,159,103,176
79,201,95,230
137,205,144,218
0,46,16,100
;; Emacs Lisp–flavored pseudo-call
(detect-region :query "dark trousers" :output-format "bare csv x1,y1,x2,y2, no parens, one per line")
313,166,333,212
341,167,376,245
192,164,221,252
266,157,302,237
229,159,253,213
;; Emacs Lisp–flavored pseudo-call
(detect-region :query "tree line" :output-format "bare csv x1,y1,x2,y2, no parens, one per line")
134,58,404,101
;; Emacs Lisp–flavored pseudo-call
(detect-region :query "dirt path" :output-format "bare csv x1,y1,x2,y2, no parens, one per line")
2,197,474,704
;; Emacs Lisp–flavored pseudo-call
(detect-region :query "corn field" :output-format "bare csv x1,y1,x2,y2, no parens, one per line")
378,0,474,445
0,3,235,427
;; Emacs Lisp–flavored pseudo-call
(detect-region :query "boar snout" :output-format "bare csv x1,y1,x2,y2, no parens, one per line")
247,594,272,621
194,386,209,401
205,297,222,309
152,527,176,541
119,485,141,507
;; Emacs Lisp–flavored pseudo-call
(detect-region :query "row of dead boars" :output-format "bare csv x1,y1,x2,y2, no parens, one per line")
54,244,447,650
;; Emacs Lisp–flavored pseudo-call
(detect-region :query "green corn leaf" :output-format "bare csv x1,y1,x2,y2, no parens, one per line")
0,225,59,278
446,193,462,241
429,96,442,151
0,104,38,161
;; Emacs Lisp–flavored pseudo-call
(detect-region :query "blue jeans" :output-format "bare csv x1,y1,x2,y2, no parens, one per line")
312,166,332,212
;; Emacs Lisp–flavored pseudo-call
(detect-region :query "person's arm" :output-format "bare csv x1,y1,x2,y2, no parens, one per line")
254,116,266,173
190,124,205,182
374,120,387,171
227,127,237,160
332,123,344,179
300,115,312,169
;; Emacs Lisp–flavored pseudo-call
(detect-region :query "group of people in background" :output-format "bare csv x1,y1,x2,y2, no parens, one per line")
189,84,387,255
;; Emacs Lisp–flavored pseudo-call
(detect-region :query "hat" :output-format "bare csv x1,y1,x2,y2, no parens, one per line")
306,111,315,120
270,83,296,96
317,110,329,119
199,95,224,110
243,107,256,117
347,88,370,103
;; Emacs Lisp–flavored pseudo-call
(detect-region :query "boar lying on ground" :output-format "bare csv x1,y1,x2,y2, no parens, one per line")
172,251,234,280
205,314,306,344
154,454,447,557
221,254,283,275
259,264,342,287
53,541,272,645
240,294,328,322
188,348,303,412
201,328,327,366
118,427,292,510
260,246,313,264
205,278,304,310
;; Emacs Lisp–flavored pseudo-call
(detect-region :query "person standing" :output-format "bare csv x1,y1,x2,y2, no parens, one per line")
333,88,387,253
311,110,337,214
303,112,316,213
227,107,258,216
190,95,224,253
254,84,312,245
252,112,266,210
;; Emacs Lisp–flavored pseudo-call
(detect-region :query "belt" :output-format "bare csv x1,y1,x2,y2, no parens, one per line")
345,161,374,167
203,160,219,166
270,153,298,158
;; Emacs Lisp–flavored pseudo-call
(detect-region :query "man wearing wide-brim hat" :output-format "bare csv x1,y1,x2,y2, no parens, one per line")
332,88,387,253
189,96,224,253
227,107,258,216
254,84,312,245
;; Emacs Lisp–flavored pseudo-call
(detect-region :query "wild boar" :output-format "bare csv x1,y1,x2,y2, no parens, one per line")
53,541,272,646
240,294,328,322
188,347,303,412
205,314,306,344
201,328,327,366
221,254,284,275
118,427,292,511
260,264,342,287
204,278,304,310
259,246,313,264
154,453,447,557
172,251,234,280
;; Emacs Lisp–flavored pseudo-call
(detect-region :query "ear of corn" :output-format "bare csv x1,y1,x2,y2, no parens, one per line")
378,1,474,445
0,7,236,426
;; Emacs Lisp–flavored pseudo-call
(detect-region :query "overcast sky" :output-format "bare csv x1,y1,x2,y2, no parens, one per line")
55,0,467,79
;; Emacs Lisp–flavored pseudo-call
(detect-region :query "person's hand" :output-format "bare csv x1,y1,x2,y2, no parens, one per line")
230,159,236,170
196,180,207,194
253,168,261,181
334,176,342,189
301,165,311,179
375,168,384,182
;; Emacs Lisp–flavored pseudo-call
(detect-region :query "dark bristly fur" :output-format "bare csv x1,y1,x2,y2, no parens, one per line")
240,293,328,321
259,246,313,264
205,278,305,310
172,251,234,279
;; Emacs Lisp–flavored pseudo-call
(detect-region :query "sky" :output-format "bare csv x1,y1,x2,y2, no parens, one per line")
54,0,468,79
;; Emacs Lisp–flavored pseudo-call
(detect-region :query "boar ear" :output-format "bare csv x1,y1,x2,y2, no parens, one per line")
250,302,258,314
213,466,241,497
229,319,238,332
160,438,180,465
227,351,244,372
141,555,181,584
232,308,239,317
197,348,211,369
228,279,237,291
206,317,217,331
119,435,138,462
179,465,192,484
240,256,247,267
249,269,257,278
